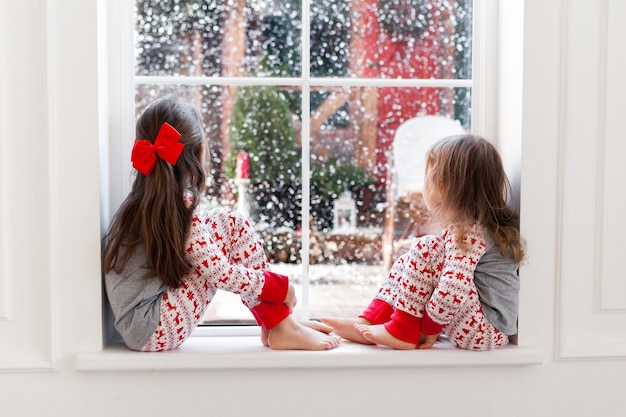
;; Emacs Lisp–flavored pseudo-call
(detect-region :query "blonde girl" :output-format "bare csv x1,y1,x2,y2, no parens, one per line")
103,98,340,351
323,135,524,350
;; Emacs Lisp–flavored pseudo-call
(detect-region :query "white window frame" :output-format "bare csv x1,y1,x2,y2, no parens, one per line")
87,0,544,368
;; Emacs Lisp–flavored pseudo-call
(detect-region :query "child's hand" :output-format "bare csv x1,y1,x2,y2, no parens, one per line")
417,333,438,349
284,284,297,312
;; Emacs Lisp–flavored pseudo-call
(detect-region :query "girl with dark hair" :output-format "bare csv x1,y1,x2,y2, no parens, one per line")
323,135,525,351
103,98,340,351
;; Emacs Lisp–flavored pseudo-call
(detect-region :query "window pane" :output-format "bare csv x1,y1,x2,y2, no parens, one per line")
135,0,302,77
311,0,473,80
135,1,224,77
136,83,302,221
225,85,303,226
306,85,469,317
308,86,469,188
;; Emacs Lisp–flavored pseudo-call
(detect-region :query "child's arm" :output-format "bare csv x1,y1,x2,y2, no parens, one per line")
421,223,487,335
186,213,288,305
186,213,292,329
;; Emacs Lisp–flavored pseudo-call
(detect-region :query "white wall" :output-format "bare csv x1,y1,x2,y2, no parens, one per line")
1,1,625,416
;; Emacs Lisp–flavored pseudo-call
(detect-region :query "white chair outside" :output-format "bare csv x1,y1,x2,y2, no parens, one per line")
382,115,466,270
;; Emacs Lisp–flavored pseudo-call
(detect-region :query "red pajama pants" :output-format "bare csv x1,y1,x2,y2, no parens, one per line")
362,225,508,351
141,207,274,352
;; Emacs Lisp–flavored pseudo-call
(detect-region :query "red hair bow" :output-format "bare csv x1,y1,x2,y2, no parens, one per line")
131,122,184,176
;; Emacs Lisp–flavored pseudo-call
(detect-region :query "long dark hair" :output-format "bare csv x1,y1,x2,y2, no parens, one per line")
426,134,525,263
103,98,206,287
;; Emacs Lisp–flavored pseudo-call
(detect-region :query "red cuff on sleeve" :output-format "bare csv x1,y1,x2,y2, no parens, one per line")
384,309,421,345
421,310,444,335
359,299,394,324
250,301,290,330
258,271,289,304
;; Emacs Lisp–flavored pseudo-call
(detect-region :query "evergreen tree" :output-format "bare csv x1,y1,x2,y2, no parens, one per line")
225,85,300,184
225,85,302,228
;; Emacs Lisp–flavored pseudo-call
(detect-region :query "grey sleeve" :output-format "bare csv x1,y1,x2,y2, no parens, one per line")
473,239,520,335
104,247,166,350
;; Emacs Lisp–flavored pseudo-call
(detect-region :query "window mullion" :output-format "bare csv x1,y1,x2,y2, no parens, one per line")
133,76,309,86
300,0,311,320
470,0,489,137
133,75,472,88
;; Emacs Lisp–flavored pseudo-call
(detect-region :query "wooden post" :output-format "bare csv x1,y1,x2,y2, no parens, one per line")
349,0,378,175
220,0,246,158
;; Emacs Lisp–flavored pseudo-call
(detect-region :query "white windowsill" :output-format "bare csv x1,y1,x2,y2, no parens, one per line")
74,330,543,371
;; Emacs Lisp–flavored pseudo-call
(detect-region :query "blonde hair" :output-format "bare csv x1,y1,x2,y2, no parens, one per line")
425,134,525,263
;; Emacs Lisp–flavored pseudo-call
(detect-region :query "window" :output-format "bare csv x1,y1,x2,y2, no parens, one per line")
115,0,476,327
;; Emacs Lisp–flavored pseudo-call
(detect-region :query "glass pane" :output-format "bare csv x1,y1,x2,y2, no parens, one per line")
217,85,303,323
136,84,304,324
306,86,470,318
135,0,302,77
307,86,469,187
310,0,473,80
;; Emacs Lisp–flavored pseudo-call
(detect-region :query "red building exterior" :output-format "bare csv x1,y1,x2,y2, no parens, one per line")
356,0,446,184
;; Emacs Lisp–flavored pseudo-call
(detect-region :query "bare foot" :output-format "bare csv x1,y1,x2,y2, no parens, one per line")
320,317,375,344
261,320,331,347
354,324,417,350
267,316,341,350
300,320,334,334
261,328,269,347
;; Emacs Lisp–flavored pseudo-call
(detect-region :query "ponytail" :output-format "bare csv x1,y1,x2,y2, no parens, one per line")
103,98,206,288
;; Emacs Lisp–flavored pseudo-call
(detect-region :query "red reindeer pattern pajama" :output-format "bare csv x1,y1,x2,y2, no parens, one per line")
141,207,289,352
361,223,508,350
